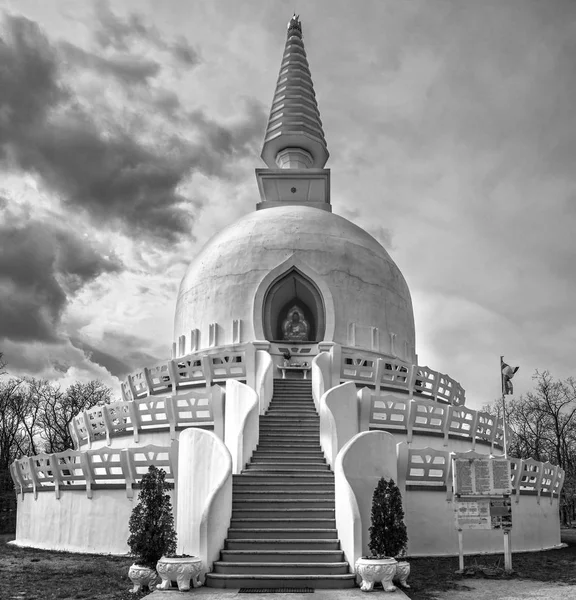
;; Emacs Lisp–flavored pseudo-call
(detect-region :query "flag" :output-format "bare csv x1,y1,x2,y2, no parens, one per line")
501,356,519,395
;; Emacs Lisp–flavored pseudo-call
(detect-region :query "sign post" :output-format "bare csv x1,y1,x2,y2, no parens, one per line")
452,454,513,572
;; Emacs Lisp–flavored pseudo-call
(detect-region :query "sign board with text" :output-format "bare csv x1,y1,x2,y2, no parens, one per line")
454,496,513,530
453,457,512,496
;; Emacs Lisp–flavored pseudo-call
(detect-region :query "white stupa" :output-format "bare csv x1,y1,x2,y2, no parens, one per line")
10,15,564,590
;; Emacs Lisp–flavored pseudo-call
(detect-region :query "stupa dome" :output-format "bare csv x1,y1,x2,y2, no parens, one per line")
174,204,416,362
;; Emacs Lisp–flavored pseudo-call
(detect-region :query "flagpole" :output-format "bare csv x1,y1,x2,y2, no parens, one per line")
500,356,508,459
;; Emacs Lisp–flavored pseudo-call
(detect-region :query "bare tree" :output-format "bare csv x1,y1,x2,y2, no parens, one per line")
486,370,576,525
37,380,112,453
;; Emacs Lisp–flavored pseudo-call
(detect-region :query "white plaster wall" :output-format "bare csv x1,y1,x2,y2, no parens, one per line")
174,206,415,362
224,380,259,474
176,428,232,574
405,490,561,556
312,352,330,411
14,487,162,554
255,350,273,415
319,382,359,468
335,431,399,567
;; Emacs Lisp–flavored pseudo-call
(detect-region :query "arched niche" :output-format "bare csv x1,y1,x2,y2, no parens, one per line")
252,256,335,343
263,269,324,342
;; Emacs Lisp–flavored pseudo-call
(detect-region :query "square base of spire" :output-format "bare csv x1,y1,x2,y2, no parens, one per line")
255,168,331,212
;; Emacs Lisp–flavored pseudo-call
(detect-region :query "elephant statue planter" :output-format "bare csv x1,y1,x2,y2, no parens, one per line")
355,557,398,592
156,556,204,591
128,564,158,593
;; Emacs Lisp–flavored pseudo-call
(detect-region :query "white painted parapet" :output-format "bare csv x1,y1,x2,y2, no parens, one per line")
334,431,399,568
176,428,233,577
224,380,259,474
255,349,273,415
319,382,358,468
311,351,331,412
69,385,224,449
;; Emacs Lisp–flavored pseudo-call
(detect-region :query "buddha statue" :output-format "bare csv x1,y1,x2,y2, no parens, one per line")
282,306,310,341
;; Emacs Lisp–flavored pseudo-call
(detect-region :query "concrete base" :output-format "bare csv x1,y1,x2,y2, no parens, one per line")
147,585,410,598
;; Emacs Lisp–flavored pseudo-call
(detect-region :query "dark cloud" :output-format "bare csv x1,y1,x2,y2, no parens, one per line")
93,1,200,67
59,42,160,85
0,219,122,343
0,13,265,242
70,338,131,378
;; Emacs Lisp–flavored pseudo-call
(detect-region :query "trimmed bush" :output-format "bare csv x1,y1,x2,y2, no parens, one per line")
127,465,177,568
368,477,408,558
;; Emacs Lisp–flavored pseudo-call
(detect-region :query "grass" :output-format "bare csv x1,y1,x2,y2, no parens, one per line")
405,529,576,600
2,531,576,599
0,534,150,600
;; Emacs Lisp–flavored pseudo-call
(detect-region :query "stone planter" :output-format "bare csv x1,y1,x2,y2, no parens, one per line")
394,560,410,588
128,564,158,593
156,556,204,591
355,557,398,592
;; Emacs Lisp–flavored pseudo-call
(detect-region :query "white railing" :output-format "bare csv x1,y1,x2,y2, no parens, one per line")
10,443,177,500
397,444,565,501
364,391,509,452
339,347,465,406
121,344,255,401
69,387,223,448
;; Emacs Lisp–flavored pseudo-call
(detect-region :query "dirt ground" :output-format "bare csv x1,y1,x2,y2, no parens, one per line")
2,531,576,600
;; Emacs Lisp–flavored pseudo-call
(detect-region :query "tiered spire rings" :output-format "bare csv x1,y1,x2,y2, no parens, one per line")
261,14,329,170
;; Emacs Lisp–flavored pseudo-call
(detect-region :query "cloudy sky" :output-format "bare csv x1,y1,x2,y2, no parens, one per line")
1,0,575,410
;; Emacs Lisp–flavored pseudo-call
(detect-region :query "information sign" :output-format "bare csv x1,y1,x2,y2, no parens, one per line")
454,496,513,530
453,457,512,496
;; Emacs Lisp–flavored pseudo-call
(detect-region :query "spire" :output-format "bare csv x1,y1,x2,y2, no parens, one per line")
261,14,329,170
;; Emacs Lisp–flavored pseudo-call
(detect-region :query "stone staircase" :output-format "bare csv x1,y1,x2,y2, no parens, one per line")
205,378,355,589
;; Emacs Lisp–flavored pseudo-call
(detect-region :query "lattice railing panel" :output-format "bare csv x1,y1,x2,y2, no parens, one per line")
341,352,376,383
553,467,565,496
85,406,107,440
86,448,126,484
435,372,465,406
409,399,449,434
405,447,451,486
411,365,438,398
104,402,134,436
171,356,205,388
211,353,246,379
474,412,497,444
540,462,556,494
146,363,172,395
129,370,149,398
379,360,411,391
370,394,410,429
137,397,171,430
518,458,543,492
128,445,175,481
448,406,477,438
172,392,213,427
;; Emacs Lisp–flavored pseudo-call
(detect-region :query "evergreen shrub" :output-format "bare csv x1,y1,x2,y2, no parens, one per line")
367,477,408,559
127,465,177,568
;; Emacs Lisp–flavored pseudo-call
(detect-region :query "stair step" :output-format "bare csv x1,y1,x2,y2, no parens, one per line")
257,442,322,448
255,449,323,454
250,458,325,466
227,528,338,540
258,432,320,439
205,573,356,589
232,508,335,519
234,499,335,510
233,482,333,492
220,550,344,563
250,454,325,461
234,490,333,500
235,474,334,484
212,561,349,575
244,464,330,472
224,538,341,550
230,518,336,529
